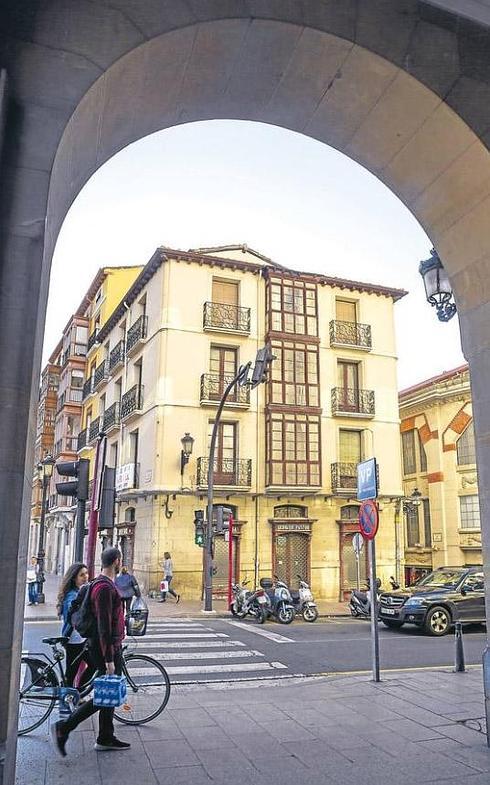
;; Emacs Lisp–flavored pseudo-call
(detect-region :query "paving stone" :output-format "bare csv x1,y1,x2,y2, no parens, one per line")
144,739,200,767
436,723,489,746
184,726,232,750
378,717,444,741
136,721,184,741
253,752,309,775
153,765,211,784
417,738,490,772
196,745,256,778
170,707,217,729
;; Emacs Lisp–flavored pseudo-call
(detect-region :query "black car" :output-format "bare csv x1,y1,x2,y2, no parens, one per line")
379,566,486,636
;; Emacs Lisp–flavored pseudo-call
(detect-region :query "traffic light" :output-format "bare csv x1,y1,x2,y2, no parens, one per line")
214,505,232,534
98,467,116,529
56,458,89,500
194,510,205,547
250,345,274,388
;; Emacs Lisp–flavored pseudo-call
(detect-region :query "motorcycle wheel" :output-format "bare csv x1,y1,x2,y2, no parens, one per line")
277,604,295,624
256,608,266,624
303,605,318,623
230,603,239,617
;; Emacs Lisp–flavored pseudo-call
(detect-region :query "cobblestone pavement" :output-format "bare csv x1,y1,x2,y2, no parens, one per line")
16,667,489,785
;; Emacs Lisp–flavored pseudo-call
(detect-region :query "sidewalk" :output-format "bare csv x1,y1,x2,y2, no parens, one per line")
16,667,489,785
23,573,350,622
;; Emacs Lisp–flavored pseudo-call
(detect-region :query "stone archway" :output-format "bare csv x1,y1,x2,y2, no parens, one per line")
3,4,490,782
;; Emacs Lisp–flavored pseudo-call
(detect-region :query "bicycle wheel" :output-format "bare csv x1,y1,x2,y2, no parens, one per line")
115,654,171,725
18,656,58,736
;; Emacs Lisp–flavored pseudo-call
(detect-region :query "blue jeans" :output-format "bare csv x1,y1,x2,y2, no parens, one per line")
28,582,38,604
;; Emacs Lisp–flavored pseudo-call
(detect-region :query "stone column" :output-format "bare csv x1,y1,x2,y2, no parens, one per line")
460,306,490,746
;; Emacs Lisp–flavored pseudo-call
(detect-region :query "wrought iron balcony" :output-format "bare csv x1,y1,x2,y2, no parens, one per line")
109,340,125,373
121,384,144,420
200,374,250,406
126,315,148,355
93,359,109,390
87,329,99,352
77,428,87,452
196,457,252,488
54,436,79,456
102,402,120,432
329,320,372,350
88,417,101,442
203,302,250,334
331,387,375,417
331,462,379,493
82,377,94,401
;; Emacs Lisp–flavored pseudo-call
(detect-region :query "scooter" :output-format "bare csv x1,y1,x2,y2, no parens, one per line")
230,580,268,623
291,575,318,622
349,577,381,619
260,576,295,624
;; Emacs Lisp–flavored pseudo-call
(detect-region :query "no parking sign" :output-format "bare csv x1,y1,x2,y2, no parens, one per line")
358,499,379,541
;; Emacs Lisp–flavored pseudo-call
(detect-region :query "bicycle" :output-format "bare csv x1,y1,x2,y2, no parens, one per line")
18,635,171,736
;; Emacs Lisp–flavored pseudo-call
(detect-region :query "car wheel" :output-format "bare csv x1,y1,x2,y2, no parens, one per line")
382,620,404,629
425,606,451,636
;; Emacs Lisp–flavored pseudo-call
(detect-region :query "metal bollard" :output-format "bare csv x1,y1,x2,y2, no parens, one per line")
454,621,466,673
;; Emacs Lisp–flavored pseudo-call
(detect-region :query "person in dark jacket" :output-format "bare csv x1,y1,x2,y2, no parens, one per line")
115,566,140,614
56,562,95,688
51,547,130,756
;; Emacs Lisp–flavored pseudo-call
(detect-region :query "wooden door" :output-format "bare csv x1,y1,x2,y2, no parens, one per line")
336,300,357,323
337,361,359,411
212,280,238,305
274,533,310,586
209,347,237,400
210,422,236,484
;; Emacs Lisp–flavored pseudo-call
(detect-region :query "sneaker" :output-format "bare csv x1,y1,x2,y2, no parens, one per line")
94,737,131,751
176,594,180,604
51,720,68,758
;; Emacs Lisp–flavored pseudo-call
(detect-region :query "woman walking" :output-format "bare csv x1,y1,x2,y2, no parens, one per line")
56,562,95,688
115,566,141,614
159,551,180,603
26,556,38,605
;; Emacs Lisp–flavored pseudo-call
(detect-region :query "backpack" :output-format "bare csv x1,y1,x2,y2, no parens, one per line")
69,577,107,639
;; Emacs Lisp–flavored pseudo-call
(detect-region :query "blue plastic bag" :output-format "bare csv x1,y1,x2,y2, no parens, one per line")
93,675,127,707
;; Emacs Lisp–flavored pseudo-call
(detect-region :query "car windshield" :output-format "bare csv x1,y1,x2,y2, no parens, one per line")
416,570,464,590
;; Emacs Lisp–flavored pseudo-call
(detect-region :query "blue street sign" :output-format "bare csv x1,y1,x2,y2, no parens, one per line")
357,457,378,501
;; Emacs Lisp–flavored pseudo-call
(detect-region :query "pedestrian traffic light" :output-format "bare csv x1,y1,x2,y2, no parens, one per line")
55,458,90,500
194,510,205,547
250,344,275,388
214,505,233,534
98,467,116,529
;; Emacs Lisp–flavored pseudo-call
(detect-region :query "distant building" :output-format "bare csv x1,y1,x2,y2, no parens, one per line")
77,244,406,599
399,365,480,584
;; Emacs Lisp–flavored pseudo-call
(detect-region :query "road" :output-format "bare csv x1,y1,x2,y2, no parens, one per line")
23,616,487,684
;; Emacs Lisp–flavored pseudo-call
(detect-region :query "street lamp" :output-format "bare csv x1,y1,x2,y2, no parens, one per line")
403,487,422,514
180,432,194,478
36,454,55,603
419,248,456,322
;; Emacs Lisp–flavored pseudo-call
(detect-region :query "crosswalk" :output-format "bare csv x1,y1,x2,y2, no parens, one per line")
129,619,290,683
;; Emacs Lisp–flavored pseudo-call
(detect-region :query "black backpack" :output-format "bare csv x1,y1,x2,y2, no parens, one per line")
69,576,107,639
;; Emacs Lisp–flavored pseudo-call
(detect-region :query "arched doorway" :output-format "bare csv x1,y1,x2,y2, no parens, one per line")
3,5,490,780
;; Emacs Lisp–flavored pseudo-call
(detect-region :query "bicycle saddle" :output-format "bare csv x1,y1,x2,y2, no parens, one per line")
42,636,69,645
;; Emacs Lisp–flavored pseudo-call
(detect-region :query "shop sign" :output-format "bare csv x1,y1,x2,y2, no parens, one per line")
115,463,135,491
274,522,311,533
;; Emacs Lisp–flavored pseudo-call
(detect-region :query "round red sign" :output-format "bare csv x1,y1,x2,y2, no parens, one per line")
358,500,379,540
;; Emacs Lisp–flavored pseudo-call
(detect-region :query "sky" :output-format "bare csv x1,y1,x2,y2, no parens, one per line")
45,119,465,390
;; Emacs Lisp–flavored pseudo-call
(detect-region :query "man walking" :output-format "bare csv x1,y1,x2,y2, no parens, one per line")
51,547,130,756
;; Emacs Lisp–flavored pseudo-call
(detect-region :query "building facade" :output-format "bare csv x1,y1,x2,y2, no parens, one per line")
399,365,480,584
77,244,406,600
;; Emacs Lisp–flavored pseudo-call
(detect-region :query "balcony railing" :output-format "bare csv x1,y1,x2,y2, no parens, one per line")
121,384,144,420
87,329,99,352
203,302,250,333
126,315,148,355
200,374,250,406
109,340,125,373
331,462,380,493
89,417,101,442
61,342,87,366
329,320,372,350
102,402,120,432
331,387,375,417
77,428,87,451
196,457,252,488
54,436,79,456
56,387,83,413
93,359,109,390
82,377,94,401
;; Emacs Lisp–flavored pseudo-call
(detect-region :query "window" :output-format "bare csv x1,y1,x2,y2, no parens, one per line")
274,505,307,518
402,430,417,475
418,431,427,473
210,346,237,378
406,507,420,547
459,495,480,529
124,507,136,523
71,370,84,388
269,341,319,406
267,276,317,336
341,505,360,520
462,572,484,592
212,279,238,305
336,300,357,323
457,422,476,465
267,412,320,486
339,430,362,464
422,498,431,547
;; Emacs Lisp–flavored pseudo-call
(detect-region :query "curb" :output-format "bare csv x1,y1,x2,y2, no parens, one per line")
24,610,352,623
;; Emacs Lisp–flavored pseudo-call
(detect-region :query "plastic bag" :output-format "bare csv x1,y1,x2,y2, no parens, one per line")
126,594,149,637
160,580,168,592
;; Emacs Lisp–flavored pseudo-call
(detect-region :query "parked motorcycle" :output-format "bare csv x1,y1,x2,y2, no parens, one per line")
230,580,267,623
291,575,318,622
349,577,381,619
260,576,295,624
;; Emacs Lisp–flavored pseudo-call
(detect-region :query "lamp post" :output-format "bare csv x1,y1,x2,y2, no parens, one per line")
419,249,457,322
180,432,194,482
36,454,55,603
403,488,422,585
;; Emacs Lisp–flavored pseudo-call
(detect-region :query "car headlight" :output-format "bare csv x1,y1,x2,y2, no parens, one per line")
404,598,425,607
